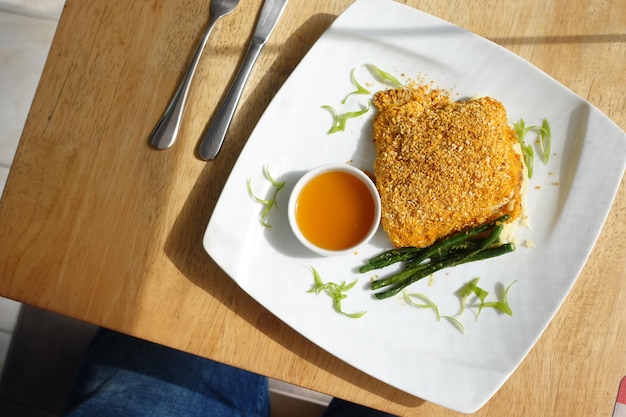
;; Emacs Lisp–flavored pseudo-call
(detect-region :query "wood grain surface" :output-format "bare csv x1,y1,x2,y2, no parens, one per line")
0,0,625,415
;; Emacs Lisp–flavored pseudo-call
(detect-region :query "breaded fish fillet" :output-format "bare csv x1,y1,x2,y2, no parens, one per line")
372,86,524,248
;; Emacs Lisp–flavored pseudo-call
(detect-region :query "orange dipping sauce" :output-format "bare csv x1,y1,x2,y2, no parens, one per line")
295,170,376,251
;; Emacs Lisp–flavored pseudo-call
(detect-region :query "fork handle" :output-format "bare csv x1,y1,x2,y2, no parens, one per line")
198,40,263,160
150,14,220,150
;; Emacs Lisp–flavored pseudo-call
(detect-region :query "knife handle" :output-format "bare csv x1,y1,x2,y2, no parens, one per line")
198,40,263,160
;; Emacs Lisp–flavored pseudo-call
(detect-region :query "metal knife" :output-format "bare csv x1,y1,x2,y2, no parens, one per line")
198,0,289,160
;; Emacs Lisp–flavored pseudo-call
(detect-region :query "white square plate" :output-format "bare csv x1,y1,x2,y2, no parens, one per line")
204,0,626,412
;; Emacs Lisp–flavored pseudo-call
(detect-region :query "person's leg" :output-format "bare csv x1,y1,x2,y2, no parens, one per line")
321,398,398,417
62,329,269,417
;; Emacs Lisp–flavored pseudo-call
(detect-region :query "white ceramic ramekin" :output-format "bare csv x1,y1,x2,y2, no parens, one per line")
287,163,381,256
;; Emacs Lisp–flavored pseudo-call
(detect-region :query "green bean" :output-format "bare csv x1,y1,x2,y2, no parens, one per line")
458,242,515,264
374,253,469,299
359,247,422,272
403,240,479,270
360,215,510,274
369,219,515,299
407,215,510,267
373,242,514,299
371,261,431,290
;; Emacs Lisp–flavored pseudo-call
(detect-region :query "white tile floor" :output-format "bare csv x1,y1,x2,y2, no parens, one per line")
0,0,64,375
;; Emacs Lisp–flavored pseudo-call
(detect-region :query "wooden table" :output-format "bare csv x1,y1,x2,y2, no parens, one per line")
1,0,625,415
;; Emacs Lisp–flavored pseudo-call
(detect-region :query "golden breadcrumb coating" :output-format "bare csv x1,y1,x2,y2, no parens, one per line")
372,86,524,248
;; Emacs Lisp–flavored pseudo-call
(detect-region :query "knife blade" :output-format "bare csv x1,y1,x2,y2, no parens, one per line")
198,0,289,160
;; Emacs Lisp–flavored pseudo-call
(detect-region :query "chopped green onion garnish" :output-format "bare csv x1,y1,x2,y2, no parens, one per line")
512,118,528,142
538,118,552,164
246,165,285,228
364,63,405,88
403,292,441,321
321,103,370,134
341,68,371,104
520,142,535,179
456,278,516,319
458,277,479,298
322,64,405,135
399,277,515,331
308,267,366,318
512,117,552,177
512,118,535,179
442,315,465,333
480,280,517,316
458,277,489,319
458,277,489,303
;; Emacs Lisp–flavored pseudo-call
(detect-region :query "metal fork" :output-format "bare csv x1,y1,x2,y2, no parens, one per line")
150,0,240,150
198,0,289,160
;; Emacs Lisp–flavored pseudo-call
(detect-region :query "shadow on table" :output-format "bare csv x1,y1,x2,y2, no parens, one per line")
163,12,426,412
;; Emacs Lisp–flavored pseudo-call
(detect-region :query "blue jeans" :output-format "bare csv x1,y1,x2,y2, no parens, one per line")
62,329,396,417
